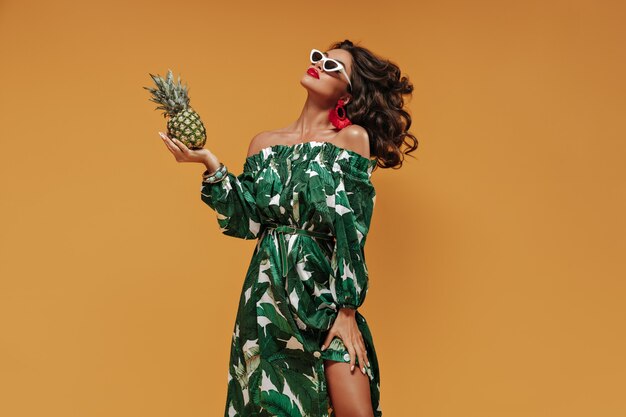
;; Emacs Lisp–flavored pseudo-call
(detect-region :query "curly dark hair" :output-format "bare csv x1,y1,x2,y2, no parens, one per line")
327,39,418,170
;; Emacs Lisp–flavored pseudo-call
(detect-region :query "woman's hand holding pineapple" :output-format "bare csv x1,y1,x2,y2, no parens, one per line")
159,131,221,174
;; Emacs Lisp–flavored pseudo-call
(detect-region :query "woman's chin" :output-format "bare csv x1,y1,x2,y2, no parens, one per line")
300,77,314,89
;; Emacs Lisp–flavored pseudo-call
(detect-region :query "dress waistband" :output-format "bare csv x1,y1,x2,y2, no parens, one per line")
261,223,335,278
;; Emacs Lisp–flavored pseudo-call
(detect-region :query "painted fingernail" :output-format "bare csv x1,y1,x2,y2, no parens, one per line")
361,367,366,375
350,365,354,371
321,345,326,351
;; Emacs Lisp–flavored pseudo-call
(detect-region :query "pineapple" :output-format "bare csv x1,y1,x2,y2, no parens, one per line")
143,69,207,149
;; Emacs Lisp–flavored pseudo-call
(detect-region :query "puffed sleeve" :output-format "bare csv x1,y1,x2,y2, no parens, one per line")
329,156,377,310
200,162,262,240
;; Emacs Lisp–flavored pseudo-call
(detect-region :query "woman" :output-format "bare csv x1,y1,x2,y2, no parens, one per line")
159,39,417,417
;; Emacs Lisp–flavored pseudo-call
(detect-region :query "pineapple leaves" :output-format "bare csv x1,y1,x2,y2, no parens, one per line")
145,69,198,127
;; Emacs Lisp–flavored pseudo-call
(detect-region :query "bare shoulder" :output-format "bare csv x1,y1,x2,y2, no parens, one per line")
333,125,371,159
246,130,277,158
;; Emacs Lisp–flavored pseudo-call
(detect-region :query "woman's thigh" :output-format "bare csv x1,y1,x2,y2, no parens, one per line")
324,359,374,417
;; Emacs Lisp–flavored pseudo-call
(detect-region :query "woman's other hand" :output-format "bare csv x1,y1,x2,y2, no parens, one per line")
321,308,371,375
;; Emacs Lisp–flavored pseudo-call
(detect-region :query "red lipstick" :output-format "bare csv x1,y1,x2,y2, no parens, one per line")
307,68,319,79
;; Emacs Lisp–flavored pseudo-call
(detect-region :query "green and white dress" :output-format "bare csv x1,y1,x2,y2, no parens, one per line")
200,140,382,417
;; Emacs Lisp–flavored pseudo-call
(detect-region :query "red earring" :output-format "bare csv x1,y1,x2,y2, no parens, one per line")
329,98,352,129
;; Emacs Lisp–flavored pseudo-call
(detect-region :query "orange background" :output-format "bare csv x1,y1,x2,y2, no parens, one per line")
1,0,625,416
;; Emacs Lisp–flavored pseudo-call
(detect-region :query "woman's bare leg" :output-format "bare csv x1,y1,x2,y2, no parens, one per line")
324,359,374,417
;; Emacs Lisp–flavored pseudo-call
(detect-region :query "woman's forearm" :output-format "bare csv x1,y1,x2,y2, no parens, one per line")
203,151,222,174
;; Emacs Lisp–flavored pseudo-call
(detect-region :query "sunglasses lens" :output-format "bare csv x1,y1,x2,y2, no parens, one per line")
324,61,339,71
311,51,323,62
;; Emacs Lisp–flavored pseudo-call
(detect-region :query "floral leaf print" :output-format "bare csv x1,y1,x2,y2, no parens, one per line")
201,141,382,417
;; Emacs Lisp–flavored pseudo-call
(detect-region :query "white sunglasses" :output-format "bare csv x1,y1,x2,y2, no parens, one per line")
310,48,352,90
